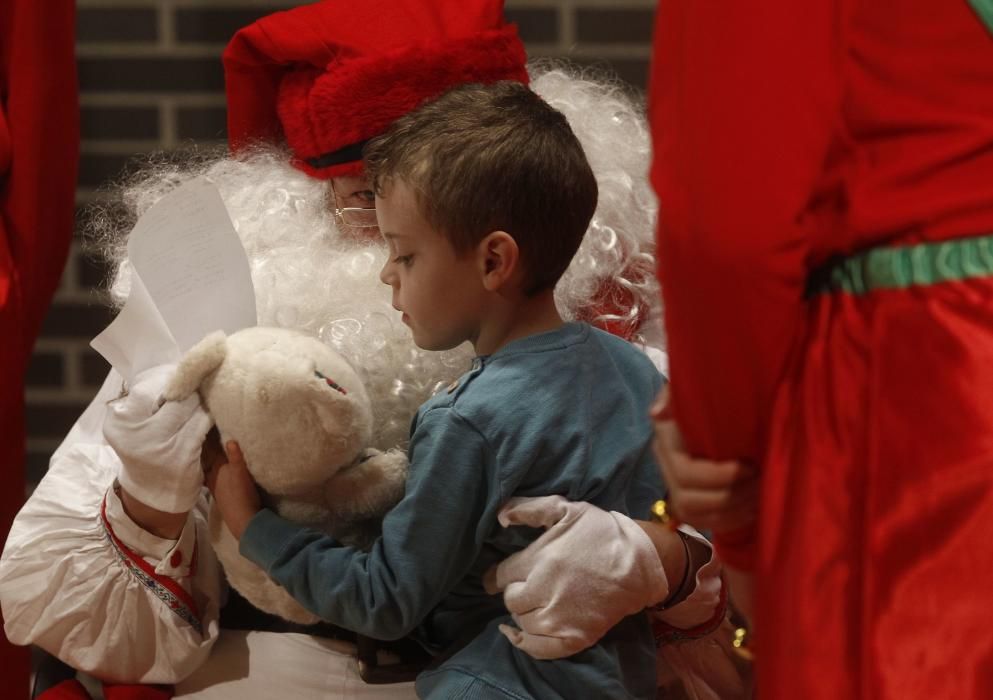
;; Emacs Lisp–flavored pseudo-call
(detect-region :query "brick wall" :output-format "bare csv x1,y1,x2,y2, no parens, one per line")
25,0,657,489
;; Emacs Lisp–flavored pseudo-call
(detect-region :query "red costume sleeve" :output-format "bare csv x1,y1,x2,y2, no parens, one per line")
0,1,78,695
649,2,843,567
650,0,843,464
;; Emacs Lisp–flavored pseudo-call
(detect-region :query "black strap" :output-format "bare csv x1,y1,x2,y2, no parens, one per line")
305,139,370,169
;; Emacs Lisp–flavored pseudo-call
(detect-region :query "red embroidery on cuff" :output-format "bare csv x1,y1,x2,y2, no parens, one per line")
101,495,203,636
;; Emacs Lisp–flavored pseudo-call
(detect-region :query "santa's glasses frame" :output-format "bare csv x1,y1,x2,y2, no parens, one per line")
329,184,379,228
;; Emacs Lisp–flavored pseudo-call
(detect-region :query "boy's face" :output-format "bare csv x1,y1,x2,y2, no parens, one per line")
377,179,485,351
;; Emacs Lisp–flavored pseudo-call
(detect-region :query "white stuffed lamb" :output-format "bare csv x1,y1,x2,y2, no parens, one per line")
164,326,408,624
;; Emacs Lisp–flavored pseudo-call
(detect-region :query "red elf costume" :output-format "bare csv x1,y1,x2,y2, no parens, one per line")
0,2,78,698
651,1,993,698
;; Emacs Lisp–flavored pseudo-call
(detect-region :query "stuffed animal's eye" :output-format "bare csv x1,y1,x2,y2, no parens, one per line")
314,370,348,395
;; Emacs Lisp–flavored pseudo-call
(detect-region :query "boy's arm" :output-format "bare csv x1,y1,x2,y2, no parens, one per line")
222,408,494,640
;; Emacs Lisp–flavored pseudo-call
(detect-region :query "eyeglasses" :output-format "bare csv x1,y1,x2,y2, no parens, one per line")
330,185,379,228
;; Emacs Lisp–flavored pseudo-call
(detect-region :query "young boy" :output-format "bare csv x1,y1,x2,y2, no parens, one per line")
210,81,669,699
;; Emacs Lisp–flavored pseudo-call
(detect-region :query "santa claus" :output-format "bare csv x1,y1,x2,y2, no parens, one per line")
0,2,738,699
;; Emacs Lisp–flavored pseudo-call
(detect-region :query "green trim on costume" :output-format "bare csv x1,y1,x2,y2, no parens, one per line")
968,0,993,36
811,234,993,295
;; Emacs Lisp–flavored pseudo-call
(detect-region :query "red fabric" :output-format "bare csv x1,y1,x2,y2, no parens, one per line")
760,280,993,699
37,681,175,700
0,1,78,697
650,0,993,697
37,680,92,700
102,683,173,700
577,277,651,341
223,0,528,179
36,680,173,700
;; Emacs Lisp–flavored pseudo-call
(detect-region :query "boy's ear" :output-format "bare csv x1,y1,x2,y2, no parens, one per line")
478,231,520,292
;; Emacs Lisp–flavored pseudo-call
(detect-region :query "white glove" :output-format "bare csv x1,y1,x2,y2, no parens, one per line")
103,364,213,514
483,495,667,659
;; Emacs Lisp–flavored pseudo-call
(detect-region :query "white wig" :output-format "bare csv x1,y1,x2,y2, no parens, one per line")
531,63,662,348
90,62,662,451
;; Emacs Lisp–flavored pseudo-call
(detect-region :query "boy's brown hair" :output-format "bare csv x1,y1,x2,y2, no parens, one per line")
363,81,598,295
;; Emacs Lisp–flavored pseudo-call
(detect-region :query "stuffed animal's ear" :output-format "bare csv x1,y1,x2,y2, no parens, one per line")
163,331,228,401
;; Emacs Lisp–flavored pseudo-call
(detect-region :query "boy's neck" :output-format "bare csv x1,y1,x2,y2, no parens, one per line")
473,289,563,356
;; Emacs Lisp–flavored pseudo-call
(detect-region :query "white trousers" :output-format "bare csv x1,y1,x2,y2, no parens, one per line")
174,631,417,699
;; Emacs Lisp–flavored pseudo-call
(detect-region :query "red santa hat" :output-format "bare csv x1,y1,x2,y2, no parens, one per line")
222,0,529,179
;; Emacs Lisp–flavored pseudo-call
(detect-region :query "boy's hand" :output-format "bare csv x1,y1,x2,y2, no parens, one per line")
200,426,226,475
205,440,262,540
651,387,759,534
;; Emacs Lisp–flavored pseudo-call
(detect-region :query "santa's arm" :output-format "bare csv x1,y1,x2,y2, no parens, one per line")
650,1,842,568
0,372,224,684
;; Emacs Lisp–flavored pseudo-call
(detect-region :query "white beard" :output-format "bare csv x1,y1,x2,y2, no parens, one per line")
92,64,663,452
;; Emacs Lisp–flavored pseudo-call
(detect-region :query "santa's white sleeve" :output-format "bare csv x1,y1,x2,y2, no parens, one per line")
0,370,224,684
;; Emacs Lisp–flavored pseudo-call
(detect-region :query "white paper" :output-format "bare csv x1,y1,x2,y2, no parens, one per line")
127,178,257,351
90,178,257,383
90,274,180,383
